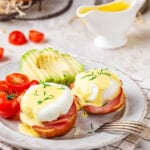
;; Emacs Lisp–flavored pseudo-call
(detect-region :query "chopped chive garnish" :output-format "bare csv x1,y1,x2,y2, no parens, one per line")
82,69,111,80
102,73,111,76
81,73,94,79
7,94,16,100
43,91,46,96
89,76,97,80
90,123,94,130
97,71,101,75
100,69,103,74
39,80,50,88
88,131,93,134
73,126,77,128
44,97,50,101
37,100,43,104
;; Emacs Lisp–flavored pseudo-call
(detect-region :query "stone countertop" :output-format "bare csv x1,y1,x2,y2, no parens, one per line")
0,0,150,149
0,0,149,83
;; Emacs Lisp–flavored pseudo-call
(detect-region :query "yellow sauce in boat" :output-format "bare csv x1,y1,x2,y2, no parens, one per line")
80,0,130,14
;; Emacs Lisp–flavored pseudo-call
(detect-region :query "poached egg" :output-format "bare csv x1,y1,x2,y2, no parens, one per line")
19,82,73,137
72,69,122,107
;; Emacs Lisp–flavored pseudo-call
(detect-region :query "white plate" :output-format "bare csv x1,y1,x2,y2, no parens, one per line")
0,57,147,150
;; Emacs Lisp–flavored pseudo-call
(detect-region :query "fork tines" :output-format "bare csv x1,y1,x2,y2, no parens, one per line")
96,121,144,134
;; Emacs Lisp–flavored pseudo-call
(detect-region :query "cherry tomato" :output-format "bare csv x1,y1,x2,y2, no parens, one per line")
0,81,9,89
9,31,27,45
83,88,126,114
0,81,10,93
0,92,20,118
29,80,39,87
6,73,30,93
32,102,77,138
0,48,4,59
29,30,44,43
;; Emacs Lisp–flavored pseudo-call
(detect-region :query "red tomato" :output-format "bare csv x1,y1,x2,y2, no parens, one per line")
0,48,4,59
32,102,77,138
9,31,27,45
6,73,30,93
83,88,126,114
0,81,10,93
29,30,44,43
29,80,39,87
0,81,9,89
0,92,20,118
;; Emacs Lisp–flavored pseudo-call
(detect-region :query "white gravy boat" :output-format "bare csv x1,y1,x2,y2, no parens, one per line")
76,0,145,49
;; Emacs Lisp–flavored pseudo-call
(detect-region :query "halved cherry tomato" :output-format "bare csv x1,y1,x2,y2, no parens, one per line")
29,80,39,87
32,102,77,138
0,48,4,59
0,92,20,118
0,81,10,93
29,30,44,43
6,73,30,93
0,81,9,89
83,88,126,114
9,31,27,45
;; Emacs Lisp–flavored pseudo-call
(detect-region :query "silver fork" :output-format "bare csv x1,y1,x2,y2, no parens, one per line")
95,121,150,141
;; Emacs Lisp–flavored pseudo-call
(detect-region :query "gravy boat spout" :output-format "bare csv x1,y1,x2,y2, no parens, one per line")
76,0,145,49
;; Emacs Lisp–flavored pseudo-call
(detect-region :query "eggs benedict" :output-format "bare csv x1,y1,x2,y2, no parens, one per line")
19,82,77,138
71,69,126,114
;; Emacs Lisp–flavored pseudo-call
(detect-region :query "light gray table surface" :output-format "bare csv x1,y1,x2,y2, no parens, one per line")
0,0,150,149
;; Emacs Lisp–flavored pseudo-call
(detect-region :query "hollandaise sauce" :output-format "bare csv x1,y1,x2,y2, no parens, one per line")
19,83,73,137
72,69,122,107
80,0,130,14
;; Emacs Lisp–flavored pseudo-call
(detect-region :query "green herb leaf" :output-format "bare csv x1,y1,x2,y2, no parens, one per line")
37,100,43,104
44,97,50,101
39,80,50,88
7,94,16,100
81,73,94,79
88,131,93,134
102,73,111,76
89,76,97,80
43,91,46,96
90,123,94,130
97,71,101,75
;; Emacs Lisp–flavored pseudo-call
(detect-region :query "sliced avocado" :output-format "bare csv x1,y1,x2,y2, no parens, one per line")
21,49,51,82
20,48,85,85
42,48,72,85
41,48,61,83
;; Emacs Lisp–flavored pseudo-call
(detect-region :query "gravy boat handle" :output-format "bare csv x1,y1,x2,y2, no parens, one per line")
135,0,146,11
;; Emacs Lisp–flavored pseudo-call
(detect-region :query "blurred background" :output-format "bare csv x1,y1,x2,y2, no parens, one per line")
0,0,149,21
